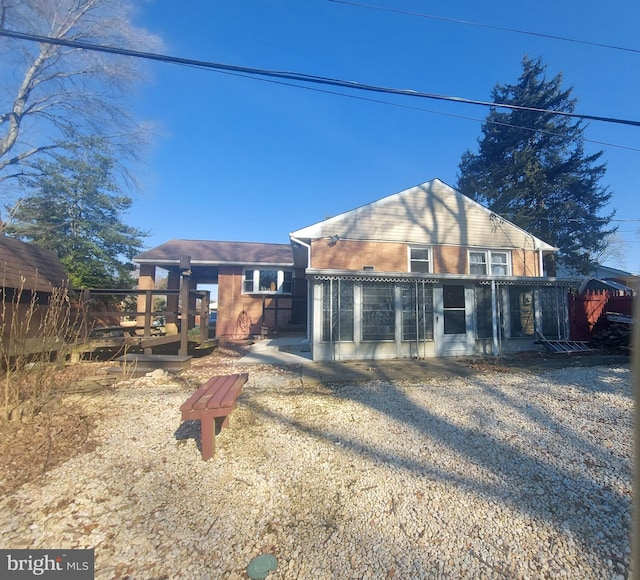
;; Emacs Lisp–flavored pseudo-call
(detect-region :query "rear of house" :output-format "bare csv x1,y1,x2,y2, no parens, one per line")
290,179,576,360
134,178,580,361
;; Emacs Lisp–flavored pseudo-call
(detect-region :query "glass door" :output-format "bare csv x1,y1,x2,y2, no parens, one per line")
436,284,473,355
443,285,466,335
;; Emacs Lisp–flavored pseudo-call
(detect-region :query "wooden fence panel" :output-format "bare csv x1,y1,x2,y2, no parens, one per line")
569,290,634,341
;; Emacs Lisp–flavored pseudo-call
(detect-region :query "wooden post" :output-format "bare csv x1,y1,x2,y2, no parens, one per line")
179,256,191,356
144,290,153,335
137,265,156,330
165,270,180,335
200,290,210,345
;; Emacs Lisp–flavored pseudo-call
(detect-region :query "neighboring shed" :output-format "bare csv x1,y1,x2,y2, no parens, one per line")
0,236,67,293
0,236,68,342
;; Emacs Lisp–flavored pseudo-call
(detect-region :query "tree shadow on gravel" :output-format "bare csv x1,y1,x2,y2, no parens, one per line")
242,367,632,572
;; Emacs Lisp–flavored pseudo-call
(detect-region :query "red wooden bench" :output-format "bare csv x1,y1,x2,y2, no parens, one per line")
179,373,248,460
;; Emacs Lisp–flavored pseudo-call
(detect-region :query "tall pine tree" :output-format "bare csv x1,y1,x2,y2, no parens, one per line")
6,137,147,288
457,56,615,275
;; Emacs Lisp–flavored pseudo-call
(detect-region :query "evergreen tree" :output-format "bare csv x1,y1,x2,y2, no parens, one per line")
457,56,615,275
6,138,147,288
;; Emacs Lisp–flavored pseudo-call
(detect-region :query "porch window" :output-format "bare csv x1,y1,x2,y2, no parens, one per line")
362,283,395,341
508,286,535,337
409,247,431,273
401,283,434,341
539,286,568,339
474,285,493,339
322,280,354,342
243,269,293,294
469,250,510,276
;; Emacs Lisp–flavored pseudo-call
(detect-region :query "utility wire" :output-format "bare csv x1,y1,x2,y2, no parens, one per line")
212,66,640,153
1,28,639,128
327,0,640,55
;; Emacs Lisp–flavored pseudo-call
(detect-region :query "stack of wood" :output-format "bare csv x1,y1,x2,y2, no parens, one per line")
592,312,632,351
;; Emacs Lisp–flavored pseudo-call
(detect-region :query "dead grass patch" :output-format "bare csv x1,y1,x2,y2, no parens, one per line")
0,399,99,495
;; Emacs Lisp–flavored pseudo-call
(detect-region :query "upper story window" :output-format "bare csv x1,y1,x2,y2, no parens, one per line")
469,250,510,276
243,269,293,294
409,247,432,273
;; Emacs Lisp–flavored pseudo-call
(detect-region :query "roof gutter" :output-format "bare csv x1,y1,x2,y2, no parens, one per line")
133,259,295,268
290,236,311,269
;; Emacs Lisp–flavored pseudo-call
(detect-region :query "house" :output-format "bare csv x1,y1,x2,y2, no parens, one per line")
133,240,307,339
134,179,581,360
0,236,68,340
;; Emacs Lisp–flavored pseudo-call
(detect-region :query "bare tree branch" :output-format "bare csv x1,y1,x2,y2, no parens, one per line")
0,0,163,191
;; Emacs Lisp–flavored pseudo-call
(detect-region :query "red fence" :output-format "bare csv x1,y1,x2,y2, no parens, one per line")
569,289,634,341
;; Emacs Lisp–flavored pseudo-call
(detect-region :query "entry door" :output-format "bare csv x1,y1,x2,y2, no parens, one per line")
436,284,474,355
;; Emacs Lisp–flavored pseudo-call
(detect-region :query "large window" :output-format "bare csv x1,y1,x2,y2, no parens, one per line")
322,280,354,342
469,250,510,276
243,269,293,294
362,283,395,341
401,283,434,341
409,247,431,273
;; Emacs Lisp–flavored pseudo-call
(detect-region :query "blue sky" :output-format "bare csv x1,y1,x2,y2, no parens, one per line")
129,0,639,273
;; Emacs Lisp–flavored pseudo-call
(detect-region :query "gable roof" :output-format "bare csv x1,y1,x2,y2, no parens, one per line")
290,178,558,252
0,237,68,292
134,240,294,267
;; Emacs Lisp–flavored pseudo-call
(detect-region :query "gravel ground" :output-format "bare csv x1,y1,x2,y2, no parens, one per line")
0,360,632,579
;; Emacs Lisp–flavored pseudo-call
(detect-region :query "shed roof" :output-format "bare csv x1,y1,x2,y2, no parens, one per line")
290,178,558,252
0,237,68,292
134,240,294,267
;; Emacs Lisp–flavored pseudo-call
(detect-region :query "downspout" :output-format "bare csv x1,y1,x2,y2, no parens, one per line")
422,280,428,359
415,280,419,359
538,248,545,277
491,279,499,356
290,236,312,343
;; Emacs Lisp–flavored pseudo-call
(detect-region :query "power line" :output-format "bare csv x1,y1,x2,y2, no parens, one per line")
327,0,640,55
213,66,640,153
1,28,640,128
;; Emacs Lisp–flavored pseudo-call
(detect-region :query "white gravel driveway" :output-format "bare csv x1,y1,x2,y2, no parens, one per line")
0,361,632,579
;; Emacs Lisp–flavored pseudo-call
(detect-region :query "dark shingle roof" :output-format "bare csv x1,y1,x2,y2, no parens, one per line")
134,240,294,267
0,237,68,292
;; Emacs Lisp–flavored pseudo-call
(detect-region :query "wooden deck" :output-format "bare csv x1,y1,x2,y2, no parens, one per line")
4,286,216,363
69,333,188,362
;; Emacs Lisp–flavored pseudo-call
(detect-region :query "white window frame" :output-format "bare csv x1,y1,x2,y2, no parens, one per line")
468,250,511,276
490,251,510,276
408,246,432,273
242,269,293,294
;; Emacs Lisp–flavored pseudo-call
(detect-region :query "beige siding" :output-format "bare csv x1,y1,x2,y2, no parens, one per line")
292,179,556,253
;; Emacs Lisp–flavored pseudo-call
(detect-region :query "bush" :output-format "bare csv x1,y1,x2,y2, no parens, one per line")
0,281,81,422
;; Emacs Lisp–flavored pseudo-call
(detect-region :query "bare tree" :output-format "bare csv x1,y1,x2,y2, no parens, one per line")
590,232,628,273
0,0,163,192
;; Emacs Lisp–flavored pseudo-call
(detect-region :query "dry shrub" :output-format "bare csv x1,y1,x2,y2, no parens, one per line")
0,280,85,421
